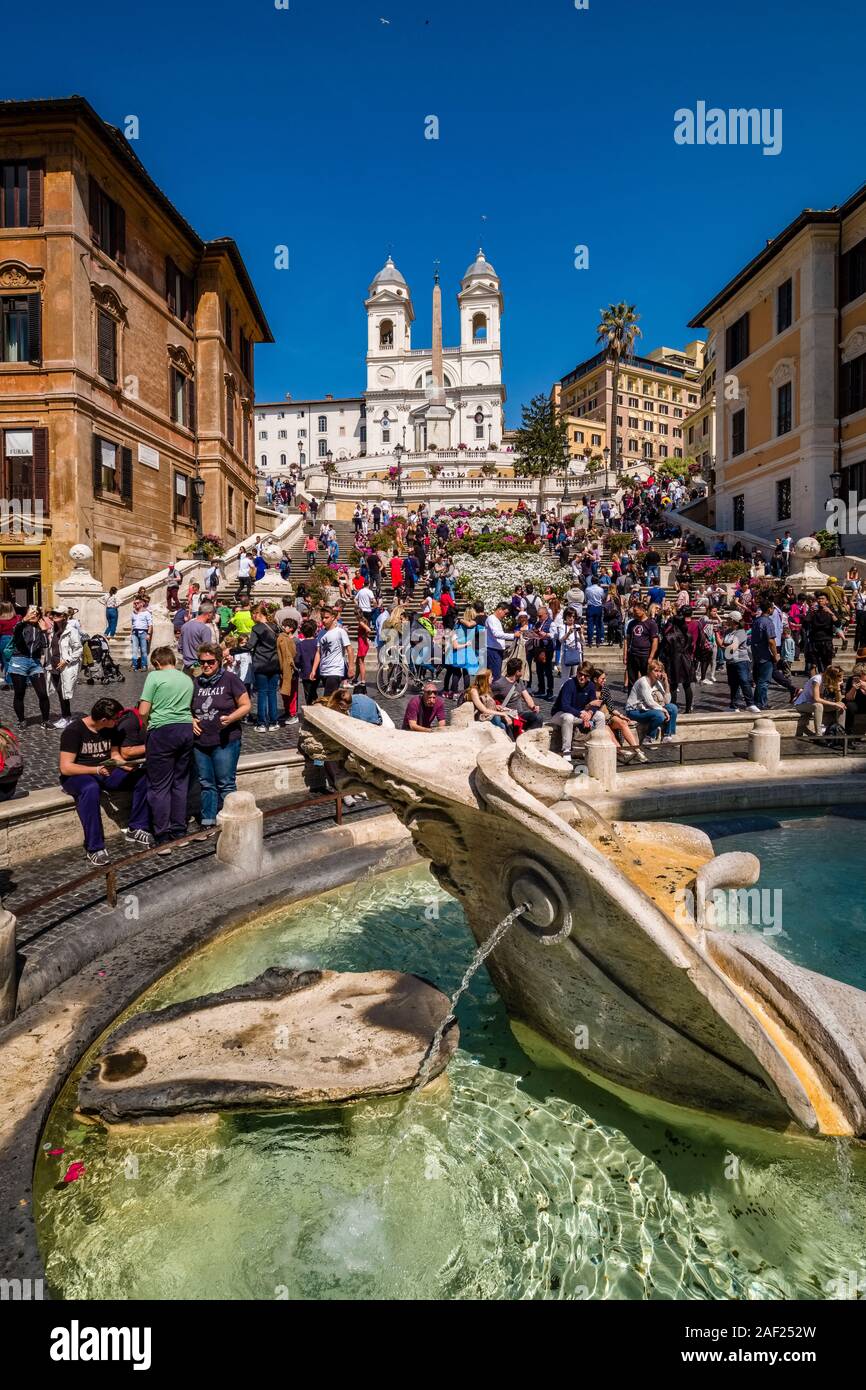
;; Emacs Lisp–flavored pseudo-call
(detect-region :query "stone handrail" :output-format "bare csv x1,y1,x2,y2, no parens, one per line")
53,511,307,643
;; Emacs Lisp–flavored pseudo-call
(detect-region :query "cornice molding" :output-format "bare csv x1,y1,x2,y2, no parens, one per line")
167,343,195,376
840,327,866,365
90,280,128,323
0,260,45,291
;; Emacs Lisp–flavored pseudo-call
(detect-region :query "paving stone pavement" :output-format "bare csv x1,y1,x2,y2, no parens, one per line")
8,794,385,993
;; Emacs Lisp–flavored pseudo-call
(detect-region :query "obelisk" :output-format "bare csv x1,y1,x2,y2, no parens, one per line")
431,265,444,403
422,263,453,448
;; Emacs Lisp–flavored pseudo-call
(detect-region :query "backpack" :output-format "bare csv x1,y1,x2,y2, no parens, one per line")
0,725,23,782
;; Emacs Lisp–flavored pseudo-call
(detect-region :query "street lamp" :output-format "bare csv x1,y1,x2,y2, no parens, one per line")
394,441,405,504
602,445,611,497
191,462,206,556
325,448,334,498
830,469,843,497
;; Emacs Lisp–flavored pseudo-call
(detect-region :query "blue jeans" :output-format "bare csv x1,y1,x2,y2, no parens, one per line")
586,606,604,646
0,634,13,686
646,565,660,585
255,671,280,725
487,648,504,681
753,658,773,710
131,630,149,668
726,660,755,708
104,608,118,637
193,740,241,825
625,703,678,739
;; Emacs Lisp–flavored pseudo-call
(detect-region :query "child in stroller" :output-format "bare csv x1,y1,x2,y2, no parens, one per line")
82,632,125,684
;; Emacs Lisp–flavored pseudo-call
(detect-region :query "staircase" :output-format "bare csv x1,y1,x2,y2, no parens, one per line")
209,517,427,645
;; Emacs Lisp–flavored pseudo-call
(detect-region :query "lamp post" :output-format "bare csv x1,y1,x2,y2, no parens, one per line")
830,469,842,497
602,445,611,497
394,441,405,505
325,448,334,499
191,462,206,557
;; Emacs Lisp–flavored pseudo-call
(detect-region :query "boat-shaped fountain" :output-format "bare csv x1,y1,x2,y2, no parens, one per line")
301,707,866,1140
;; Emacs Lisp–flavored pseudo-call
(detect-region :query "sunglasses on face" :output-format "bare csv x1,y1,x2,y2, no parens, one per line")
199,658,218,667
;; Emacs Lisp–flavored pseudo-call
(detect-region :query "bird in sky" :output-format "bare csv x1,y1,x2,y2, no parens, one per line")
379,16,390,23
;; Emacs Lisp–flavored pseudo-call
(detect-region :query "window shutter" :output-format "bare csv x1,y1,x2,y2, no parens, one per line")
172,471,178,522
115,203,126,267
89,177,101,246
165,257,177,316
33,427,49,515
97,310,116,382
169,368,178,424
28,294,42,364
183,273,194,328
227,386,234,446
121,446,133,502
187,378,197,435
27,164,44,227
225,301,233,352
92,433,102,493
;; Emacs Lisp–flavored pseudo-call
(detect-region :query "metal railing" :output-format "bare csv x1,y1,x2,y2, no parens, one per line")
13,791,344,919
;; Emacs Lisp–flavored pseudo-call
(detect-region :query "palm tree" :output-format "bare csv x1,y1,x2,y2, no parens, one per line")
596,302,642,479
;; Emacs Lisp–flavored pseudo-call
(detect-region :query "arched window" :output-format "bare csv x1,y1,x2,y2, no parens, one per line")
260,454,267,467
280,453,286,466
414,369,453,390
299,451,306,467
379,318,394,348
471,312,488,342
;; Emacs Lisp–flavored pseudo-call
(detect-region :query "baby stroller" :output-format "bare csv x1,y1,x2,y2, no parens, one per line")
82,632,125,684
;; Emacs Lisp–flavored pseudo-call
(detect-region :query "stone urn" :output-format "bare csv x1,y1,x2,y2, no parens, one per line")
787,536,828,593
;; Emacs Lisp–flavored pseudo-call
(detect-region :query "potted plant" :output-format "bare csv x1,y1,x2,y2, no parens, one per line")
184,533,224,562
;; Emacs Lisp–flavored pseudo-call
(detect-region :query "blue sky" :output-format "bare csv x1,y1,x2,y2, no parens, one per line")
12,0,866,422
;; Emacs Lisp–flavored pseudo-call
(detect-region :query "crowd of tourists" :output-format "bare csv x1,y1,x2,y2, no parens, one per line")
12,482,866,868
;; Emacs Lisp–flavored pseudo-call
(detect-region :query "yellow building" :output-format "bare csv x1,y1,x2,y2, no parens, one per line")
689,181,866,540
554,342,704,475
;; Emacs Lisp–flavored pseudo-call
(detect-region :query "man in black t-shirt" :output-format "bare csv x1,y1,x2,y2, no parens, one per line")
59,697,152,865
623,603,660,688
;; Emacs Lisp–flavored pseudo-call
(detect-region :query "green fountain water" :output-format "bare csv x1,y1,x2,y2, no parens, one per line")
35,812,866,1301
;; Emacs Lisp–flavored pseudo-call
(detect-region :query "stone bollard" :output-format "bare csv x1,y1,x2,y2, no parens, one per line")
0,907,17,1025
748,717,781,773
216,791,264,875
585,725,618,792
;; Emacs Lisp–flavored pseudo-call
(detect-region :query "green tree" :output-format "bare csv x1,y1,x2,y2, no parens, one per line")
514,393,569,507
596,302,642,474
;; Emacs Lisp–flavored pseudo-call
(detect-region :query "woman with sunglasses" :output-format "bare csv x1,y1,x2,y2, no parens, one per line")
190,642,251,831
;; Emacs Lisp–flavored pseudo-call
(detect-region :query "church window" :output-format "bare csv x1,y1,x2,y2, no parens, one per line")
317,415,327,432
318,439,328,457
471,312,487,342
475,424,484,440
379,319,394,348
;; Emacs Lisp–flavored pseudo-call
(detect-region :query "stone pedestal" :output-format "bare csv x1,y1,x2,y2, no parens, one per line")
786,536,830,595
585,726,618,791
748,718,781,773
52,544,106,636
0,907,17,1024
216,791,263,874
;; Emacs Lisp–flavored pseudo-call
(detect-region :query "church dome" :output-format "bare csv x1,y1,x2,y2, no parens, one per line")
462,248,498,283
370,255,408,293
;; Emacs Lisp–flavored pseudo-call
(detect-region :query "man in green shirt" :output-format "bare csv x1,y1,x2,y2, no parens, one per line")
139,645,196,850
230,601,254,637
217,601,234,633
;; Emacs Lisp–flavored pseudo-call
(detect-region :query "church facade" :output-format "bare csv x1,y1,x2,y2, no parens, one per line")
255,251,506,476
